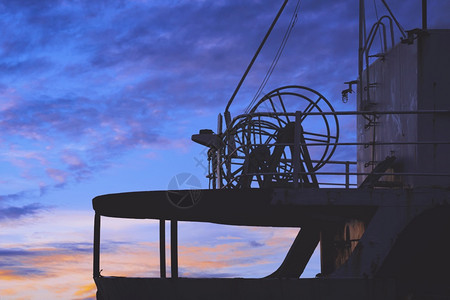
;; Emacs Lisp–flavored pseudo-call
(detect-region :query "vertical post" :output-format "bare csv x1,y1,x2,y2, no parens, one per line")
358,0,366,107
217,113,223,135
371,118,377,171
159,219,166,278
93,213,101,278
345,161,350,189
170,220,178,278
216,150,222,189
293,111,301,188
217,113,223,189
422,0,427,30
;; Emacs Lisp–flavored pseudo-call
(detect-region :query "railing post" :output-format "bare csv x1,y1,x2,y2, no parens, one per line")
159,219,166,278
93,213,101,278
345,161,350,189
170,220,178,278
217,114,223,189
216,150,222,189
293,111,302,187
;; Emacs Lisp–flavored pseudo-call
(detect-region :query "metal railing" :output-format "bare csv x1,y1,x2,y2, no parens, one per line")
204,110,450,190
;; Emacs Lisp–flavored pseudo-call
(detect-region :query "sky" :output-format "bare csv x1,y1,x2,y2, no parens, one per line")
1,0,449,298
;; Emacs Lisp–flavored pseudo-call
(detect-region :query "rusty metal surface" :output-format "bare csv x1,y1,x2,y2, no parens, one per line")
357,29,450,188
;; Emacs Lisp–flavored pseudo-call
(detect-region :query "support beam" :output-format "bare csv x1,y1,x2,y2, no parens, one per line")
159,219,166,278
293,111,301,187
268,225,320,278
93,213,101,278
422,0,427,30
170,220,178,278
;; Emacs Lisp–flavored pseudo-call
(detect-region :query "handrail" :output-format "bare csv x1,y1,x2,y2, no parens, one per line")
363,16,392,107
205,110,450,190
365,16,395,54
221,110,450,139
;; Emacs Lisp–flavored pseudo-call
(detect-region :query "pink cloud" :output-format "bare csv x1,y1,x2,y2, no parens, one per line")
46,168,68,184
0,88,21,112
61,152,86,169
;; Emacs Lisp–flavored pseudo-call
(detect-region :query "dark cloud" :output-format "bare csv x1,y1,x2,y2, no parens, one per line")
0,57,54,75
249,240,265,248
0,191,29,202
0,266,48,277
43,242,92,254
0,242,94,280
0,248,38,257
0,242,92,260
0,203,43,220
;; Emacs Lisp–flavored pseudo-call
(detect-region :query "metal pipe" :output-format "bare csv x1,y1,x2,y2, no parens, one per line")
345,161,350,189
170,220,178,278
381,0,406,38
320,182,358,186
159,219,166,278
241,171,450,177
217,115,223,189
301,141,450,146
293,111,301,187
422,0,427,30
93,213,101,278
358,0,366,106
224,0,288,116
221,171,450,189
228,109,450,121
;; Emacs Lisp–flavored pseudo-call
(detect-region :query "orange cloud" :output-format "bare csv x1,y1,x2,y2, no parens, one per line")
0,244,94,298
74,283,97,297
0,288,17,296
0,269,26,281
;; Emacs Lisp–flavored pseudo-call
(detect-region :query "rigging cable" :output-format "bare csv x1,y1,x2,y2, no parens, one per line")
244,0,301,114
224,0,289,118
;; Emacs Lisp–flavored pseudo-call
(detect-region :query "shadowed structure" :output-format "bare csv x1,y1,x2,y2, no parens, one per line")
92,1,450,299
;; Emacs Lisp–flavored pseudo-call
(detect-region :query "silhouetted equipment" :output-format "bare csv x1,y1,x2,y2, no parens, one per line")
93,0,450,299
206,85,339,189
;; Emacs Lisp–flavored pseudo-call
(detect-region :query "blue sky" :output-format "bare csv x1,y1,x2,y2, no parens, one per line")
1,0,449,298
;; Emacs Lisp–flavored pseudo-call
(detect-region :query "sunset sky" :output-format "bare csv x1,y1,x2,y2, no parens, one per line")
1,0,449,299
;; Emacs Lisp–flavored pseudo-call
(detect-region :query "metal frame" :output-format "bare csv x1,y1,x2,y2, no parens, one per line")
202,108,450,190
93,217,179,280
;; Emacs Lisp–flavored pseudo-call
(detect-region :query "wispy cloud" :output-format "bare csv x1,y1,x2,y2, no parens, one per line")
0,242,95,298
0,203,44,220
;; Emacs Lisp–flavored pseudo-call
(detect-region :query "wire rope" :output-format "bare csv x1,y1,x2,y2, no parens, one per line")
244,0,301,114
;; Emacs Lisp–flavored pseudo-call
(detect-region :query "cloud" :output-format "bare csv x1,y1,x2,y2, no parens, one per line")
73,283,97,298
0,242,95,298
0,242,93,283
0,203,44,220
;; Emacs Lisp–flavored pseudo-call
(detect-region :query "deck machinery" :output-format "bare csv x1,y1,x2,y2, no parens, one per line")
92,1,450,299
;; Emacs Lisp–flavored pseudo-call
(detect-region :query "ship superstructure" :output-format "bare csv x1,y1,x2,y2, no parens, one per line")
92,1,450,299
